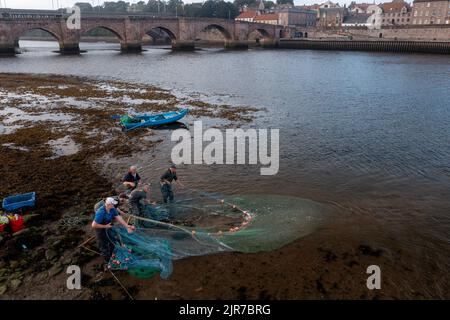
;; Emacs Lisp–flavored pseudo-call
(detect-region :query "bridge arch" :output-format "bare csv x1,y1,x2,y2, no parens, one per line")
253,28,271,38
201,24,232,40
14,26,61,42
82,25,124,42
145,26,176,41
13,26,62,53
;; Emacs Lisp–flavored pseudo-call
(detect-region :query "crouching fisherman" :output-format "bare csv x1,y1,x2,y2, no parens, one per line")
129,183,153,217
91,197,135,266
122,165,141,192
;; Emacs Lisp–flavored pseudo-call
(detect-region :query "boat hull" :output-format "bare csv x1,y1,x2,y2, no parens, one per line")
121,109,188,131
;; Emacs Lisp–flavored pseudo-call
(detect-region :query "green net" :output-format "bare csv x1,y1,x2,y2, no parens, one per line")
120,115,140,125
107,189,329,279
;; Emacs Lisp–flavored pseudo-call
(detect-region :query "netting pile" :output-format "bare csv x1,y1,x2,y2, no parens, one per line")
106,189,329,279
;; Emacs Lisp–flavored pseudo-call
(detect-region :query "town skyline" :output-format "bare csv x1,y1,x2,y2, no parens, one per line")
1,0,415,11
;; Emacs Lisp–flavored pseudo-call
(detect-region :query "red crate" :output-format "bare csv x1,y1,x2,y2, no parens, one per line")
10,215,24,233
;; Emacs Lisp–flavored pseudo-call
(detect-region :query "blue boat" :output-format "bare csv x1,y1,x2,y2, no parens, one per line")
2,192,36,212
120,108,188,132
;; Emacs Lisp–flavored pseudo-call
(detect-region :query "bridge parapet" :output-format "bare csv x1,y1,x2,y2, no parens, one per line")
0,9,286,55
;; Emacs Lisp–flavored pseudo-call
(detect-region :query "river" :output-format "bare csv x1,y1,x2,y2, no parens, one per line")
2,40,450,297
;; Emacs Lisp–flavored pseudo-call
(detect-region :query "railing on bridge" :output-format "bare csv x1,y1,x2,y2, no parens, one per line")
0,9,181,21
0,9,251,23
0,9,64,20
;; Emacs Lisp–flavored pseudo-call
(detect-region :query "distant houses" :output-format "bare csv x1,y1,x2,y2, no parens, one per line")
411,0,450,25
235,1,317,27
235,0,450,29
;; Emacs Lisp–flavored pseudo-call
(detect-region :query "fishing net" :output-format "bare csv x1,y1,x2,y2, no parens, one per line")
106,188,329,279
120,115,140,125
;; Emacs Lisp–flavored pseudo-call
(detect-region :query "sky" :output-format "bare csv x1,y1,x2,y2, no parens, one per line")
0,0,369,10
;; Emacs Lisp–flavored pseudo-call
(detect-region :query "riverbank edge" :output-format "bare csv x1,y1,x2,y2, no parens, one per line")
278,39,450,54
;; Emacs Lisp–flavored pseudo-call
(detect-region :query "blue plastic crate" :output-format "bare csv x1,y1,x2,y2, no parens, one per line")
2,192,36,212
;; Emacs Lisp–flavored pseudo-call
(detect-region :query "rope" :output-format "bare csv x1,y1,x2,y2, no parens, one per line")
126,214,228,248
77,236,96,249
108,269,134,300
79,243,134,300
184,187,252,216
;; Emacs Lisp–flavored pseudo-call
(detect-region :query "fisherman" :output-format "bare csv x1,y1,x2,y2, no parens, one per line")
122,165,141,192
91,197,135,266
94,193,128,214
129,183,153,217
160,164,183,203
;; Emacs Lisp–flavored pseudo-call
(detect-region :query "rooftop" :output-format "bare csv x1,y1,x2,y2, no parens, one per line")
254,13,279,21
380,0,411,12
343,13,372,23
236,10,258,19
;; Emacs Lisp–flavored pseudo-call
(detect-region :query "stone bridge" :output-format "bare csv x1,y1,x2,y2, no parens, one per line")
0,9,286,55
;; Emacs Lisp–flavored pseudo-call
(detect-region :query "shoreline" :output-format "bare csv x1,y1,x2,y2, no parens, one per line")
10,38,450,56
0,73,259,299
278,39,450,54
1,73,449,300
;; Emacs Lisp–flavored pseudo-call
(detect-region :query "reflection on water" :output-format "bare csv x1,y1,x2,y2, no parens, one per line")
2,41,450,288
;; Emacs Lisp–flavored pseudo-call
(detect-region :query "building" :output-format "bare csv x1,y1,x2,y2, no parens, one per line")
366,4,383,15
411,0,450,25
342,13,373,26
318,7,347,27
320,1,341,9
235,0,274,23
254,13,279,25
278,7,317,27
349,2,371,13
235,10,258,22
345,2,383,29
380,0,412,26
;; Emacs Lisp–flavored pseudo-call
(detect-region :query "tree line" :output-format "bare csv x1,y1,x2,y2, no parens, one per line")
75,0,294,19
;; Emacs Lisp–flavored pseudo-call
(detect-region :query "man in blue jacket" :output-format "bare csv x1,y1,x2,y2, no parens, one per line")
91,197,135,265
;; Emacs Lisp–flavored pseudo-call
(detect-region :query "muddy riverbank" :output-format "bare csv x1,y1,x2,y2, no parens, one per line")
0,73,448,300
0,73,258,299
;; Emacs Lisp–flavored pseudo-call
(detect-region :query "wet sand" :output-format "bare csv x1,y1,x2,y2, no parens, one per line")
0,73,448,300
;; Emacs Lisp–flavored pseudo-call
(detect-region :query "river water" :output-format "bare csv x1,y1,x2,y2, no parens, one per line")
2,41,450,295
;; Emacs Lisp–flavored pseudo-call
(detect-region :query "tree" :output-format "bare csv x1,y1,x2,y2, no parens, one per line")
103,1,129,12
233,0,257,9
276,0,293,5
167,0,184,15
74,2,93,12
183,3,203,17
263,1,275,9
198,0,239,19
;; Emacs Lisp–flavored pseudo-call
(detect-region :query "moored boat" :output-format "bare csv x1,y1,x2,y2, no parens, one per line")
120,108,188,132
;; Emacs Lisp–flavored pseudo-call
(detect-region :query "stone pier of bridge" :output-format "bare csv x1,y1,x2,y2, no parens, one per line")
0,10,285,55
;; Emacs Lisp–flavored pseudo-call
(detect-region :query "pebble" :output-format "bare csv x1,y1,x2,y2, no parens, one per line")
0,285,7,295
45,249,58,261
53,240,62,247
48,263,63,277
10,279,21,290
36,271,48,282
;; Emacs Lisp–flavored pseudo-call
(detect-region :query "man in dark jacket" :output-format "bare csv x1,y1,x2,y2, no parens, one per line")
160,164,182,203
122,165,141,192
129,184,152,216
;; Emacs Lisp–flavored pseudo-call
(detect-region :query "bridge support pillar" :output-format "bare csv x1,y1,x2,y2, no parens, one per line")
121,43,142,53
224,40,249,50
171,40,195,51
260,38,279,48
0,45,16,56
59,42,80,55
